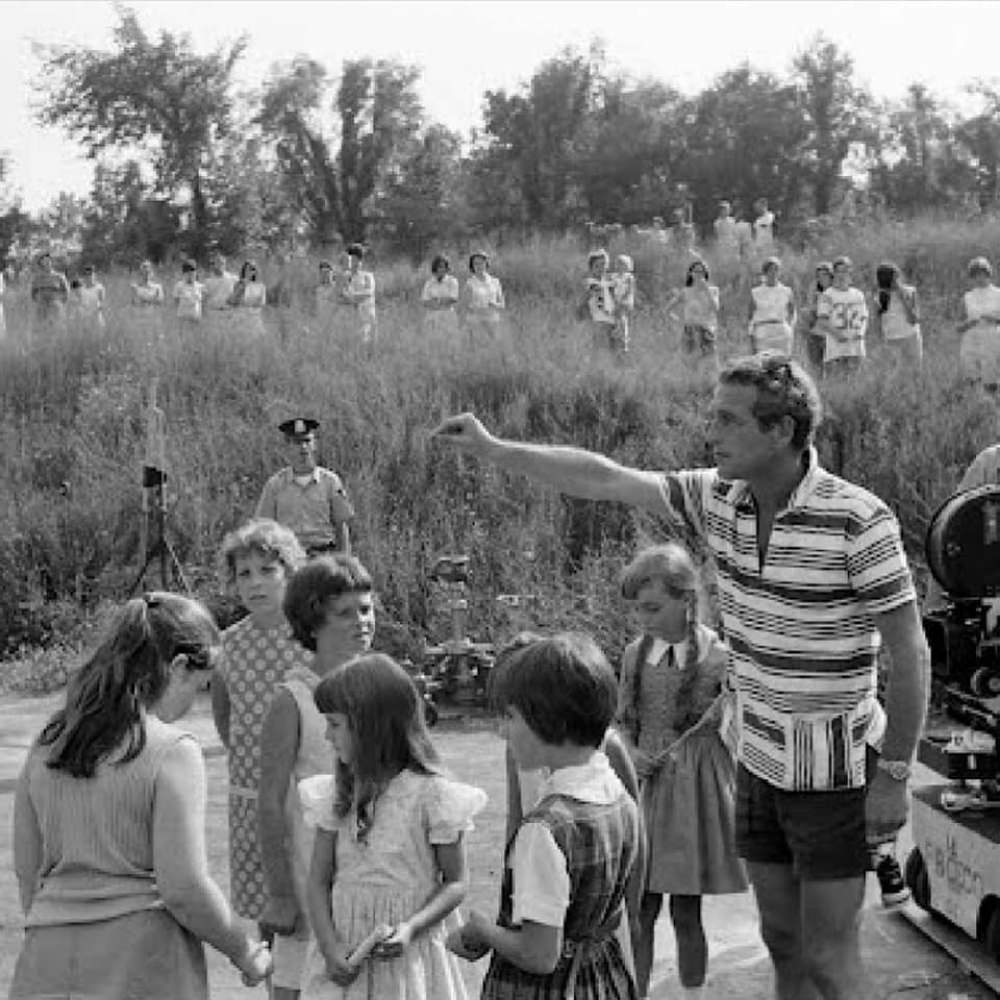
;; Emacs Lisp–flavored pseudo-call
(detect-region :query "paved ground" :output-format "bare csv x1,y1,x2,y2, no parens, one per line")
0,692,993,999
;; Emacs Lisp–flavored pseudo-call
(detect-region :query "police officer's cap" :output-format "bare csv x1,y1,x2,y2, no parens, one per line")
279,417,319,439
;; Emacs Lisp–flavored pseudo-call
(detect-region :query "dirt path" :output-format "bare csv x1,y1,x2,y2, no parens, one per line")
0,694,992,999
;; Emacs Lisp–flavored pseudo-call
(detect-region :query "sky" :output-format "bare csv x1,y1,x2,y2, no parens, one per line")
1,0,998,212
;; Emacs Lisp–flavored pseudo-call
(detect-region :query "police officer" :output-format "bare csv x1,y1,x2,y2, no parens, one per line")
255,417,354,556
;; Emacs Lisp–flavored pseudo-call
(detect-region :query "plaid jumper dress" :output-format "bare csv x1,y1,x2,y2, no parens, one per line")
481,787,639,1000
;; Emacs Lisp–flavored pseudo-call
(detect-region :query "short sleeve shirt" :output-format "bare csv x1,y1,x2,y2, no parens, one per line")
657,448,916,791
817,286,868,361
255,466,354,550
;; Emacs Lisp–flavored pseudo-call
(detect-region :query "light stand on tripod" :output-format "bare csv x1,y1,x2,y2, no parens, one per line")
131,378,190,594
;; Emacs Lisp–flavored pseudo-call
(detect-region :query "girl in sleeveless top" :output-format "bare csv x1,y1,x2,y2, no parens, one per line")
617,543,746,1000
450,633,640,1000
260,554,377,999
11,592,271,999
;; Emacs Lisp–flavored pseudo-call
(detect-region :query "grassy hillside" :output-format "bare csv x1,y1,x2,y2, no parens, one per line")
1,214,997,689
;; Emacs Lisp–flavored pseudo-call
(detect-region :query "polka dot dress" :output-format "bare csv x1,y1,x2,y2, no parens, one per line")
218,615,312,920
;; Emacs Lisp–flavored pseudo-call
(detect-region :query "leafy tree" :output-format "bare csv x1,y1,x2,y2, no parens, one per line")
956,80,1000,208
480,45,602,230
678,65,809,226
258,55,423,244
576,77,687,224
376,124,464,262
34,5,246,256
792,35,873,215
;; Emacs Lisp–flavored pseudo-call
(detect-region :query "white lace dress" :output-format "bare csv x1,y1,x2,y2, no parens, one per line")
299,769,487,1000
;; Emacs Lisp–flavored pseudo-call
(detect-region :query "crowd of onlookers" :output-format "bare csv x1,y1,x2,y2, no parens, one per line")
5,196,1000,391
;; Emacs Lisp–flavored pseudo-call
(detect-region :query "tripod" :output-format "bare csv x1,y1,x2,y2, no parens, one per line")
129,466,191,595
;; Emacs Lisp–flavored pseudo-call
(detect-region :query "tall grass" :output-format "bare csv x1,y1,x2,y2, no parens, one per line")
1,213,998,685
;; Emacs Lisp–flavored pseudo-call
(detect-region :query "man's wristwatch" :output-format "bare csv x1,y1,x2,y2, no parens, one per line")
876,758,912,782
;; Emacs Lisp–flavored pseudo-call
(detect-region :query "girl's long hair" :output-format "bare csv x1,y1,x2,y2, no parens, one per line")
314,653,439,840
37,593,219,778
876,262,899,314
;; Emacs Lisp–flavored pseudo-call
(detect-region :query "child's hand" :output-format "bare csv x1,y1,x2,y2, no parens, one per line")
446,923,490,962
324,944,361,987
258,896,302,937
373,921,412,959
234,939,272,987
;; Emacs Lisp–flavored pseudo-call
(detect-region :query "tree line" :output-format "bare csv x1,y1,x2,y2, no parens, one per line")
4,6,1000,265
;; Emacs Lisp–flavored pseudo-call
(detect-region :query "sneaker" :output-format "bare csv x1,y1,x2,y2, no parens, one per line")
875,854,911,907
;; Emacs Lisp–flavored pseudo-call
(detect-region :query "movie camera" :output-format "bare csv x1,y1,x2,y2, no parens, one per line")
904,483,1000,957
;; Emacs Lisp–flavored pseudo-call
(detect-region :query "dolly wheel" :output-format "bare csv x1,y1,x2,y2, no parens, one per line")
904,848,931,911
970,667,1000,698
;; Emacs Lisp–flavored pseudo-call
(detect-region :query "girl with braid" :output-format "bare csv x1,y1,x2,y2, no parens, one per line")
617,544,746,1000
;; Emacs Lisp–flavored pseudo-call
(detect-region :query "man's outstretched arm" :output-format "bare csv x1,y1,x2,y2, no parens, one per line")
432,413,666,514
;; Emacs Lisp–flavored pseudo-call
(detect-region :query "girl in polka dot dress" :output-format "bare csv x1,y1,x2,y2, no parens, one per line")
211,518,309,924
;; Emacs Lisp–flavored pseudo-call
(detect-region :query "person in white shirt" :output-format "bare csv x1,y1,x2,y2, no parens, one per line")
748,257,796,355
131,261,164,308
172,259,204,329
421,254,460,338
958,256,1000,389
464,251,504,338
228,260,267,336
611,254,636,354
815,255,868,377
202,249,237,332
752,198,775,253
76,265,106,333
314,259,340,333
664,259,720,369
713,201,739,258
581,249,623,354
874,262,921,367
341,243,377,344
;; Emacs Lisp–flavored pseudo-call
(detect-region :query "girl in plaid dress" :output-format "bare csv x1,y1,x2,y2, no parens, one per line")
617,544,746,1000
211,519,308,923
449,633,640,1000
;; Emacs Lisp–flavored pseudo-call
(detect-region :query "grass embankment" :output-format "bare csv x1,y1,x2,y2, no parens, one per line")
1,213,998,689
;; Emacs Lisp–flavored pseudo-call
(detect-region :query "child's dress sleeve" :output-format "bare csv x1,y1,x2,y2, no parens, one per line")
510,822,570,928
298,774,339,832
424,776,488,845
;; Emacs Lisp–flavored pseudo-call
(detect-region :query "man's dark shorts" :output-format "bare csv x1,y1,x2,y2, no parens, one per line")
735,763,872,880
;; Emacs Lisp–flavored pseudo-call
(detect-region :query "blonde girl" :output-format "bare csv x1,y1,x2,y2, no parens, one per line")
618,543,746,1000
211,520,308,931
299,654,486,999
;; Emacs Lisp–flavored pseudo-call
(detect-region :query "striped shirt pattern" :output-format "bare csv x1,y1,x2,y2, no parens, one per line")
658,448,915,792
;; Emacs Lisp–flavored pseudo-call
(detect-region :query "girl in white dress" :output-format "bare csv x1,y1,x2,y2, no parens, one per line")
958,256,1000,387
748,256,796,355
341,244,377,344
77,265,107,333
300,653,486,1000
421,255,460,338
173,260,203,330
464,251,504,338
229,260,268,336
874,262,921,367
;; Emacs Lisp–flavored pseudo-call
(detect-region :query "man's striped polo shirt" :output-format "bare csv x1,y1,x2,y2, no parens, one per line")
658,447,916,792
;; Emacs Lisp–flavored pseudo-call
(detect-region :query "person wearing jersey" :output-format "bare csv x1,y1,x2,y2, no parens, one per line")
816,256,869,378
